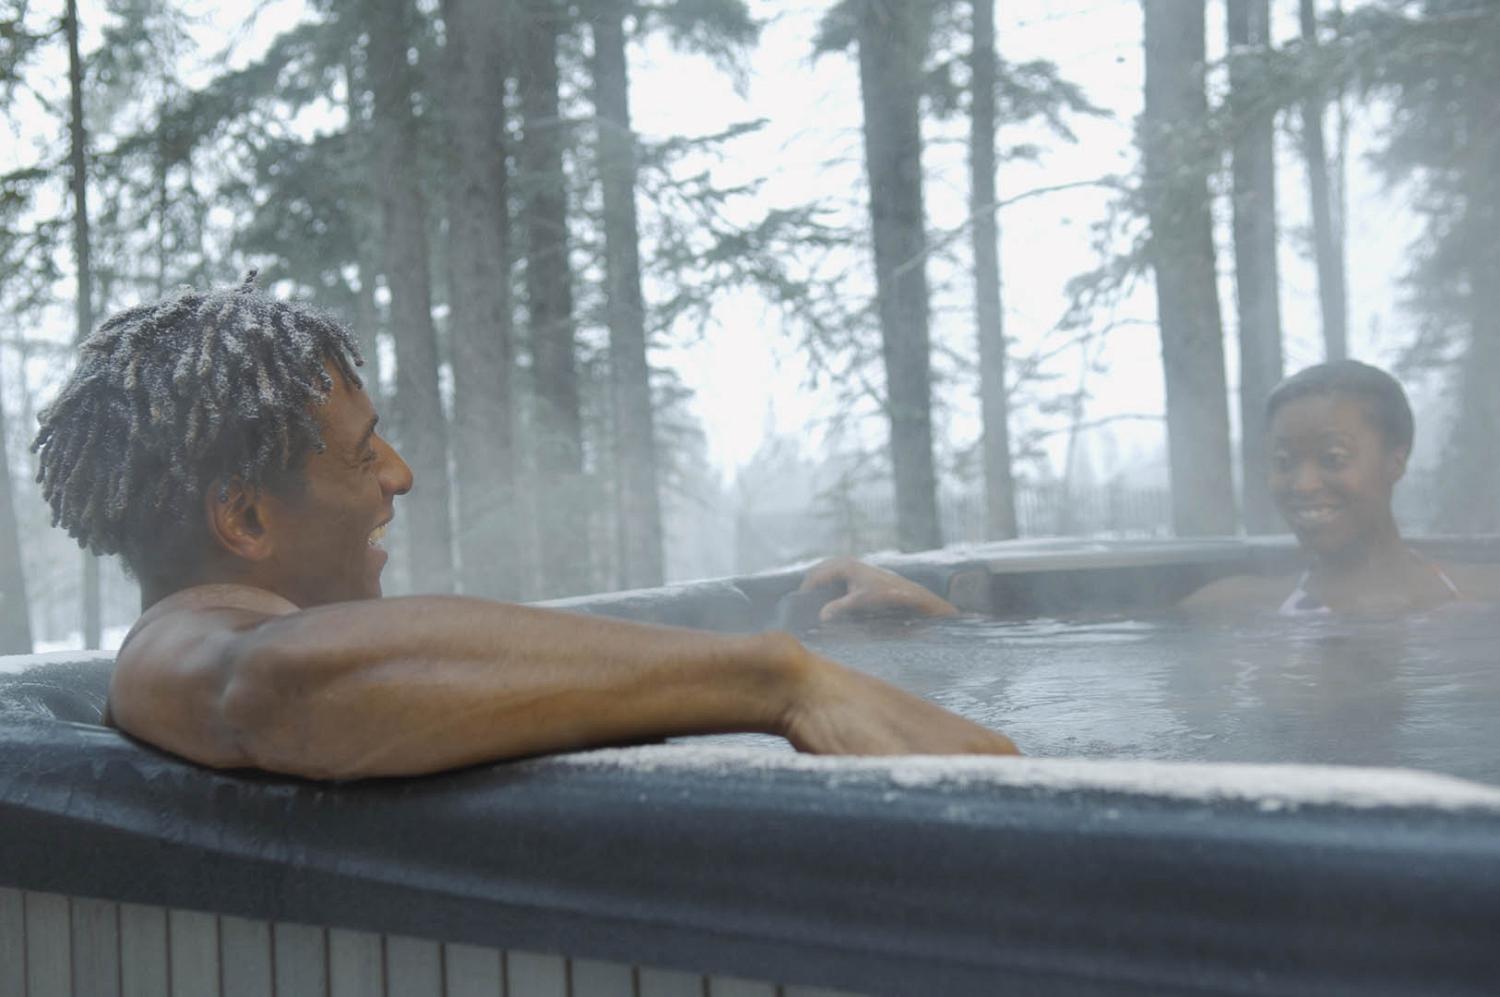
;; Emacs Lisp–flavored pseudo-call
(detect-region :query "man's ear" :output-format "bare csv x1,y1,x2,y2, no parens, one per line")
204,478,274,562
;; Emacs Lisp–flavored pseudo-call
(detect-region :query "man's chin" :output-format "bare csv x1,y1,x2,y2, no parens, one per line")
352,575,384,601
363,544,389,599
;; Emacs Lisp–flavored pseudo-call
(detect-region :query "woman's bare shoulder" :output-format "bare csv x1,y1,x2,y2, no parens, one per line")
1435,562,1500,603
1178,572,1297,613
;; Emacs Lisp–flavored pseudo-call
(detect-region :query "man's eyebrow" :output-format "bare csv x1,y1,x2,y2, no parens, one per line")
353,416,379,454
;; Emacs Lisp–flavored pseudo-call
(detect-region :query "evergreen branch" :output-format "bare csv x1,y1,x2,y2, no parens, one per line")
892,176,1124,278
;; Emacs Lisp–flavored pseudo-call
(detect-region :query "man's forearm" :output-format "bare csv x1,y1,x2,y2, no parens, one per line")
222,596,806,779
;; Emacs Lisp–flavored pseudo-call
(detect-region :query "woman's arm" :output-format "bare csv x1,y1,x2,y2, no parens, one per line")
800,558,960,622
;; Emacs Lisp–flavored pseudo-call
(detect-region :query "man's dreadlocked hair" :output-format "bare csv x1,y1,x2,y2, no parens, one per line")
32,270,364,585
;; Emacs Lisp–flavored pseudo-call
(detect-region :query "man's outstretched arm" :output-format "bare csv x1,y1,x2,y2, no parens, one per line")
110,585,1018,780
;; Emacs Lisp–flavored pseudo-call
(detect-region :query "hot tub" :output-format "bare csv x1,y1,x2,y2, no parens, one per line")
4,538,1500,996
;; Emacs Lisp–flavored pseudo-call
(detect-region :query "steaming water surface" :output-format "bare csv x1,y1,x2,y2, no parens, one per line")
801,609,1500,786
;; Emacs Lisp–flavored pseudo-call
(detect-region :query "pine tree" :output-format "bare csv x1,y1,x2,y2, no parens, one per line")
65,0,102,646
0,357,29,653
1299,0,1347,361
441,0,521,599
1227,0,1283,534
969,0,1016,540
1140,0,1236,536
819,0,945,553
1338,2,1500,530
589,0,664,587
519,0,589,597
343,53,384,409
365,0,456,592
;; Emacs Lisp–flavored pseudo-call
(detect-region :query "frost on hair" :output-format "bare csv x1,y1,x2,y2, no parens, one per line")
31,278,364,583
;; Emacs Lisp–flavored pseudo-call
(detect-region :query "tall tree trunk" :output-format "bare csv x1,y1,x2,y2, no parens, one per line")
0,369,32,654
1299,0,1347,361
1228,0,1284,534
1440,290,1500,533
155,149,169,295
969,0,1017,541
349,236,384,410
344,57,384,409
441,0,520,599
590,0,664,589
855,0,942,552
521,0,589,597
1436,83,1500,533
1141,0,1237,536
66,0,101,647
185,157,206,286
366,0,456,593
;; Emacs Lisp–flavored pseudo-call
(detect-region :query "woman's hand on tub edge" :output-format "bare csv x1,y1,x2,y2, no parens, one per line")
800,557,960,623
777,643,1019,757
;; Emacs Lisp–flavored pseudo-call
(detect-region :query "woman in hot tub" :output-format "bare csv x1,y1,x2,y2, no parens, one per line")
1183,359,1491,616
814,360,1491,620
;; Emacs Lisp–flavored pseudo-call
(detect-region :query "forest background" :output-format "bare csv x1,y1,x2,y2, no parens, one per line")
0,0,1495,652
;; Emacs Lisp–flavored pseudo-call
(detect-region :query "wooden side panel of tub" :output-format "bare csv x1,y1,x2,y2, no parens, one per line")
1,887,25,996
0,891,866,997
120,902,168,997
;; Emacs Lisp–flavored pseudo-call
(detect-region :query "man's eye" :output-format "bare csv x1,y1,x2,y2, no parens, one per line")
361,450,378,466
1272,454,1293,473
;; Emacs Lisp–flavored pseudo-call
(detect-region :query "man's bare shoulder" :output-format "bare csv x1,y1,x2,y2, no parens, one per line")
1178,572,1295,613
111,585,300,741
135,583,300,624
123,584,299,658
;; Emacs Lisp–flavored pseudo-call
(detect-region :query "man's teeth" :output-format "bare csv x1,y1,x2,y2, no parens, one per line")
368,524,387,546
1291,507,1339,526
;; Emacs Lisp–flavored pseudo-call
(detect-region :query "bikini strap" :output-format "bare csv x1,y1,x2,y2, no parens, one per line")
1278,571,1326,616
1432,564,1463,598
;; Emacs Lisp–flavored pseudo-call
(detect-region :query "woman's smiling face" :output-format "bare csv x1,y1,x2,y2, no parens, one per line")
1268,392,1409,557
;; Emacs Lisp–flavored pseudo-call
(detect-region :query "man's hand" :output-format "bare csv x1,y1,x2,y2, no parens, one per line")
780,648,1018,756
801,557,960,623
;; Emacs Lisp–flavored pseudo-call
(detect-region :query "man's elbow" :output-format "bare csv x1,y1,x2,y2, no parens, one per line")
217,640,356,780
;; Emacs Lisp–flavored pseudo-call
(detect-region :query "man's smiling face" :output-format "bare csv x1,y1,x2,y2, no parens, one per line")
257,368,413,607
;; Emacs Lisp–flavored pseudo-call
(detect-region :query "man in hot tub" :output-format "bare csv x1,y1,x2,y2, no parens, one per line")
31,276,1016,780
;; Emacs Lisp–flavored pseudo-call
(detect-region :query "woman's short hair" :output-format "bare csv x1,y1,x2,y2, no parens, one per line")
1265,360,1415,452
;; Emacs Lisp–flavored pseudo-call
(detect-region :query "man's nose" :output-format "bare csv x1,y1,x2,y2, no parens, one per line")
378,438,414,496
